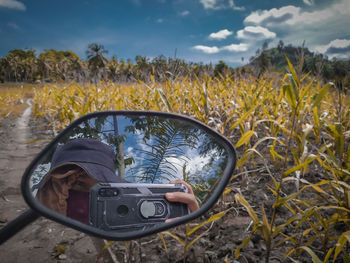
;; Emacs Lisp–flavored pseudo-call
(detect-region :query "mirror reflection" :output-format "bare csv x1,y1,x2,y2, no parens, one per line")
29,114,228,232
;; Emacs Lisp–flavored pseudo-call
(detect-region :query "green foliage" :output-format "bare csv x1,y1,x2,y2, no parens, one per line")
214,60,229,78
250,42,350,89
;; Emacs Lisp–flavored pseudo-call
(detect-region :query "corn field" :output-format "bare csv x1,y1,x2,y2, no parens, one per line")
0,60,349,262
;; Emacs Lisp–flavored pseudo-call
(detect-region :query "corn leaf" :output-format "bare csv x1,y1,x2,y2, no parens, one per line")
333,231,350,263
187,208,231,236
235,130,254,148
103,241,114,250
235,194,260,225
236,151,253,168
300,246,322,263
162,231,185,246
285,55,300,88
235,235,252,259
283,157,316,176
157,88,172,112
157,233,168,251
283,83,296,108
273,191,301,208
230,105,258,130
312,83,330,108
324,247,335,263
261,205,271,242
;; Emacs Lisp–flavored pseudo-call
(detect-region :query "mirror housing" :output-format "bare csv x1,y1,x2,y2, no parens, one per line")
21,111,236,240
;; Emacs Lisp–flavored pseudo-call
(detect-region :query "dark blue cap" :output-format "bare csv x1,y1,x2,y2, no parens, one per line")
49,138,124,183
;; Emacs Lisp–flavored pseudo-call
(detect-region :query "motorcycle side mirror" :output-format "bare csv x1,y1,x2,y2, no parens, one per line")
5,111,237,242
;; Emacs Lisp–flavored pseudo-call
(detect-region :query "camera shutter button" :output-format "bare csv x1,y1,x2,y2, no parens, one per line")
140,201,156,218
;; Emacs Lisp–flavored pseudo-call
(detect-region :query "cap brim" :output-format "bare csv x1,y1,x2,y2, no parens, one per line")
35,161,125,190
74,162,125,183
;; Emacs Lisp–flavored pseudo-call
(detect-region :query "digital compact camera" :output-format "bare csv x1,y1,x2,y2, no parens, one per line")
89,183,189,231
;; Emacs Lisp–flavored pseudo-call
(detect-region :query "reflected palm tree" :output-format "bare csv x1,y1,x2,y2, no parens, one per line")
126,117,199,183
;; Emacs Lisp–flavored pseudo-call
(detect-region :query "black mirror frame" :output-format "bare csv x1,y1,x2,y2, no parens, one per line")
21,111,237,240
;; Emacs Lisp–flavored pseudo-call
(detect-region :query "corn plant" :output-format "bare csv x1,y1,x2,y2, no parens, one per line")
234,57,350,262
0,84,32,123
160,208,232,260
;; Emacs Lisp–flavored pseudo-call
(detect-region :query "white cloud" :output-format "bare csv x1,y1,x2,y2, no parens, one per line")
200,0,244,11
0,0,25,10
156,18,164,23
333,0,350,15
228,0,244,11
237,26,276,40
244,5,335,26
191,0,350,63
303,0,314,6
315,39,350,59
193,45,220,54
193,43,248,54
179,10,190,16
244,6,299,26
200,0,217,9
209,29,233,40
222,43,248,52
242,0,350,59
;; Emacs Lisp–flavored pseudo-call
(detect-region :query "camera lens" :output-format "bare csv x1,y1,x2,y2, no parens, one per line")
98,189,106,196
155,202,165,215
99,188,118,197
117,205,129,216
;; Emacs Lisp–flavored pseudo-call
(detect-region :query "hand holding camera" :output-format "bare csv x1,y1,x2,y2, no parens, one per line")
165,180,199,223
89,181,198,231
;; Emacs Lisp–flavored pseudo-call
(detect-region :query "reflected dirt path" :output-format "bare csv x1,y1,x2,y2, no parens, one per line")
0,104,98,263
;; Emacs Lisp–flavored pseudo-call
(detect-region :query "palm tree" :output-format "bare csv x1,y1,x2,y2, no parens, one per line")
23,56,37,82
86,43,109,83
151,55,167,81
6,53,21,82
39,50,55,81
127,117,199,183
107,56,119,82
71,57,88,82
0,58,8,82
135,55,150,81
22,49,37,82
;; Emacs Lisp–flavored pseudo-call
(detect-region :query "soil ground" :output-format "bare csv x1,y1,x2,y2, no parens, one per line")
0,102,98,263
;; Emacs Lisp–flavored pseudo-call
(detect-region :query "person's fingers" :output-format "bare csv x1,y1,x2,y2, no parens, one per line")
169,179,194,194
165,217,180,223
165,192,199,212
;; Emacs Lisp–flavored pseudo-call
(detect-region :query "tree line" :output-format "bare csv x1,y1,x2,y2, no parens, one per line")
0,43,243,83
250,40,350,89
0,42,349,88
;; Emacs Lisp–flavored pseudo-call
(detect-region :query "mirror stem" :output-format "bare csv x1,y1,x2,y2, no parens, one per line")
0,209,39,245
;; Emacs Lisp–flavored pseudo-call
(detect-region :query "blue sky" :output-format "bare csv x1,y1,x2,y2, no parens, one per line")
1,0,350,67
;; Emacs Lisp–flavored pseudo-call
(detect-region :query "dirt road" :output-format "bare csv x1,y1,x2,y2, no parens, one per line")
0,102,98,263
